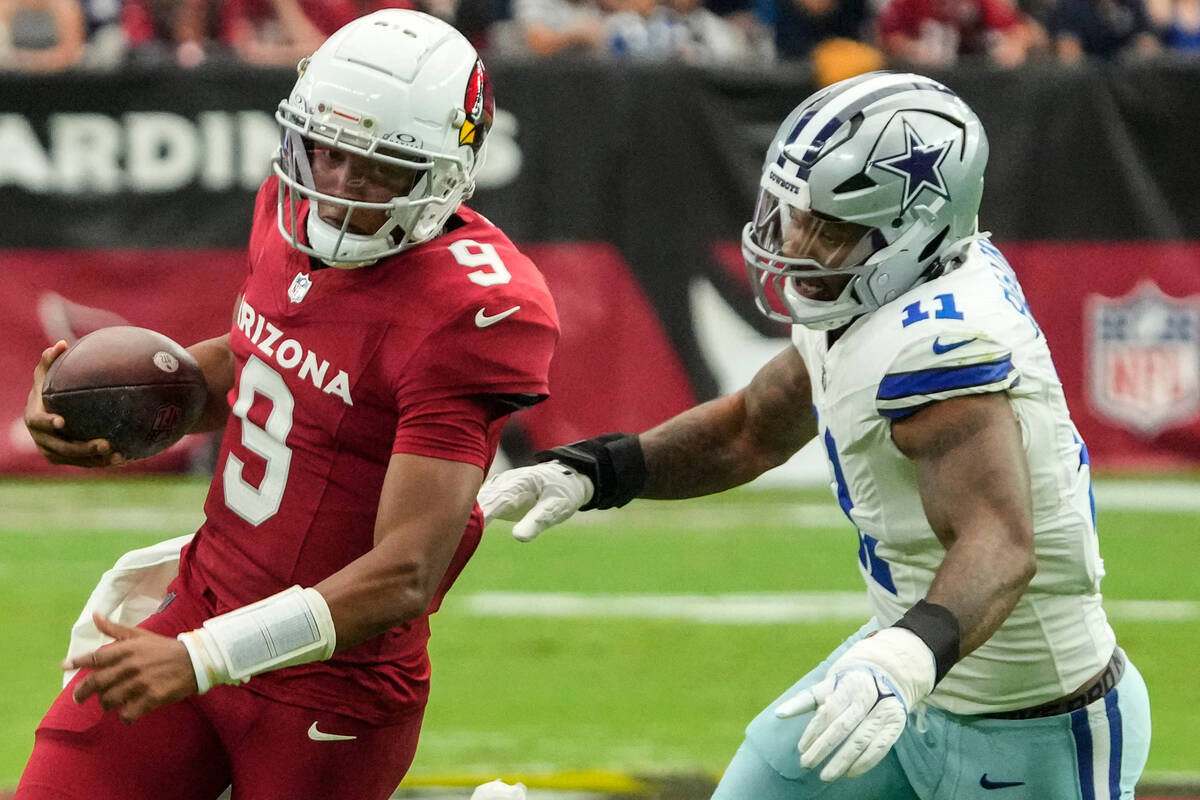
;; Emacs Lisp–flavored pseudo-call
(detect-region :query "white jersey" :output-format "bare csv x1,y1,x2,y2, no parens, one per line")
793,238,1115,715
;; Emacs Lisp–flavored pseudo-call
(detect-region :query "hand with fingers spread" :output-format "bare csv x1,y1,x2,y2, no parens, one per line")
63,613,198,725
477,461,594,541
775,627,936,781
24,341,125,468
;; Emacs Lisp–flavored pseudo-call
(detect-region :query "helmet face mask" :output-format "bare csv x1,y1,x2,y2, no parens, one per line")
742,71,989,329
745,185,885,327
273,10,494,267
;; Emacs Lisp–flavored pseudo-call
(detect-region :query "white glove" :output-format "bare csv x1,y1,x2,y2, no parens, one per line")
477,461,594,541
775,627,935,781
470,779,528,800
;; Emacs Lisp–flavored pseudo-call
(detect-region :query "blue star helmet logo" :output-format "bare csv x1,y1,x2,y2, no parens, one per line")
871,120,953,214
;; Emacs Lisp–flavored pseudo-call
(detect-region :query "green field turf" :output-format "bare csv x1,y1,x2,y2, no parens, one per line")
0,476,1197,790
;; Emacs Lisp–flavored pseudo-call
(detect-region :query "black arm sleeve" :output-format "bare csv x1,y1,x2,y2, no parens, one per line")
894,599,961,684
535,432,647,510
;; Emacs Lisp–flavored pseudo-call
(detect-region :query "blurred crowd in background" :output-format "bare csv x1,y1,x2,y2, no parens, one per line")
0,0,1197,83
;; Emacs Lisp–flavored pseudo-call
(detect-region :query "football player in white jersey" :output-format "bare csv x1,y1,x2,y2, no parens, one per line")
479,71,1151,799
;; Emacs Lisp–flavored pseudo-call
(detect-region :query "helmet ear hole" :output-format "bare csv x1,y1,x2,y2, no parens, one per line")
833,173,877,194
919,226,950,262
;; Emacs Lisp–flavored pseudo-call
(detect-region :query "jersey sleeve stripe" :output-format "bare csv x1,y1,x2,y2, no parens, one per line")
879,402,934,420
877,389,1005,420
876,357,1014,401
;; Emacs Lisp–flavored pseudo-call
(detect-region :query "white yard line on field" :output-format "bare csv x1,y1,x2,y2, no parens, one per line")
461,592,1200,624
1092,480,1200,513
573,502,850,530
0,507,204,533
0,478,1193,534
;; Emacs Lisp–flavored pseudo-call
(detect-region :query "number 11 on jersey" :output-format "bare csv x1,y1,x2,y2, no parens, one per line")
901,293,964,327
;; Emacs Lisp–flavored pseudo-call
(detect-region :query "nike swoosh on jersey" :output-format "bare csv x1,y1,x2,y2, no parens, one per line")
979,774,1025,790
307,722,357,742
931,336,978,355
475,305,521,328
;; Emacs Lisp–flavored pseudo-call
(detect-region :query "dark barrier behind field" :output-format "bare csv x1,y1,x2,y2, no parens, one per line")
3,59,1198,472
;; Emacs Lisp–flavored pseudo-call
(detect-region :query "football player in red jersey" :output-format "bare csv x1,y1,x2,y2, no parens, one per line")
18,10,558,800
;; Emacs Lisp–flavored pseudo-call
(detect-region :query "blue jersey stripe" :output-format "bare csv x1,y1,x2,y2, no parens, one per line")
877,358,1013,401
858,532,897,594
1071,707,1096,800
822,428,897,596
1105,691,1122,799
823,429,854,520
880,402,932,420
1078,437,1097,529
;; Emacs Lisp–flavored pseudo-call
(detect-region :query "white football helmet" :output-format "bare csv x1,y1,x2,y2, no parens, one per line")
275,9,494,267
742,72,989,329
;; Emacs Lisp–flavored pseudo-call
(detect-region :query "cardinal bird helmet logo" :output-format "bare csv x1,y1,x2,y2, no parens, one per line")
459,59,494,152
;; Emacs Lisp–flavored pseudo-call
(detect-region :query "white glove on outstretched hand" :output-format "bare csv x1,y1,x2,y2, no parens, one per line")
775,627,936,782
478,461,594,541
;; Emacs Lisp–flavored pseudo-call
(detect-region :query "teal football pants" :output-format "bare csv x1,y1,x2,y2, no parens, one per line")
713,622,1151,800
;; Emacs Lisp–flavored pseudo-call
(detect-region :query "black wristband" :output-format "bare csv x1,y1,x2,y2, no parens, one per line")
535,432,647,510
893,599,961,684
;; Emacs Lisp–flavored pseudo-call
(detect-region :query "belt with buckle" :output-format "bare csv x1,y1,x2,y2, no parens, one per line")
982,648,1125,720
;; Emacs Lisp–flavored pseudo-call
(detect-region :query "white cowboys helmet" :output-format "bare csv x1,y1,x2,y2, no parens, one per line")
742,71,989,329
275,9,494,267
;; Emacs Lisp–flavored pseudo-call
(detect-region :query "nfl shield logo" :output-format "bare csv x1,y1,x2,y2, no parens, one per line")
1087,282,1200,436
288,272,312,304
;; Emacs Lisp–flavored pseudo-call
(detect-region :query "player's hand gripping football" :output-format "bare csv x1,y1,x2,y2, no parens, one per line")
477,461,594,541
63,612,197,724
23,341,124,467
775,627,936,781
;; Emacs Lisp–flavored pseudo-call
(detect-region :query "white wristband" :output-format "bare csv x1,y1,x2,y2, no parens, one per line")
176,586,336,693
177,630,215,693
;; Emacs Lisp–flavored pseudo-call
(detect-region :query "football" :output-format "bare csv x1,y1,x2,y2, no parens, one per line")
41,326,207,461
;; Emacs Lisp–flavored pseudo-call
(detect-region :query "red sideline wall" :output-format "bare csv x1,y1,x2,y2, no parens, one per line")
1,245,697,475
4,240,1198,476
1002,241,1200,469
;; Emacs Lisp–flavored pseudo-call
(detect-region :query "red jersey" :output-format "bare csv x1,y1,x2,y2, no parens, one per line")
876,0,1021,54
219,0,415,40
177,178,558,724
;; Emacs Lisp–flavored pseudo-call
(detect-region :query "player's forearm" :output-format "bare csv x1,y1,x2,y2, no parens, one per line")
312,454,483,647
176,516,468,692
924,523,1036,657
186,334,234,432
640,394,785,498
315,562,428,648
894,393,1035,659
315,525,466,648
640,346,816,499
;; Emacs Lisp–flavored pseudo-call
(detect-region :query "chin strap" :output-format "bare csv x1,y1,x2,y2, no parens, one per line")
936,231,989,276
306,213,395,268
